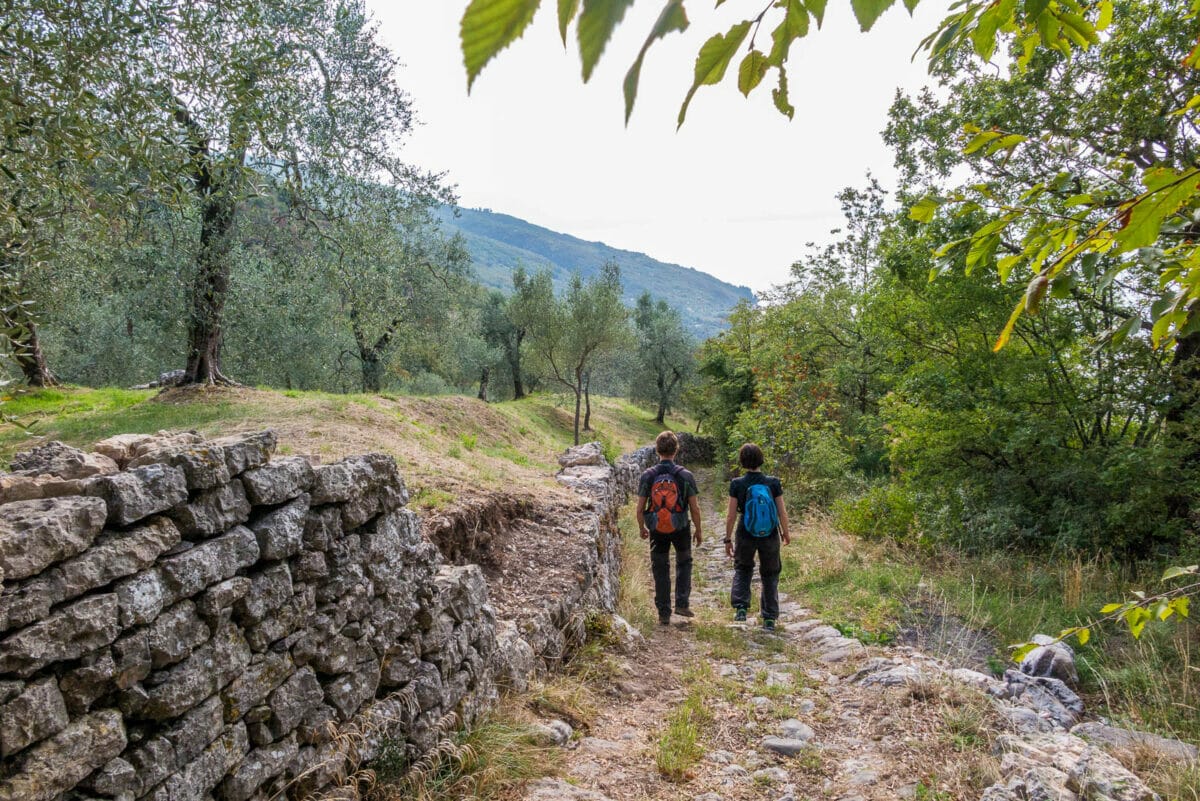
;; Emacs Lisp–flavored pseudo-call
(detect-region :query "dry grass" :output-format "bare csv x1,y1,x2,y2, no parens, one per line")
616,506,658,636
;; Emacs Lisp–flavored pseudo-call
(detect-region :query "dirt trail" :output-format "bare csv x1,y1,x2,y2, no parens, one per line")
522,471,1004,801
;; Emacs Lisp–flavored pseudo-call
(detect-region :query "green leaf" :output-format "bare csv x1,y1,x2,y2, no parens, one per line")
461,0,543,90
994,297,1025,351
807,0,827,27
579,0,635,82
909,196,939,223
623,0,689,123
1100,602,1124,614
558,0,580,43
679,21,752,126
767,0,809,66
1075,627,1090,646
1115,167,1200,253
772,65,795,120
1163,564,1200,581
902,0,919,11
1126,606,1151,638
1108,314,1142,348
851,0,897,31
737,50,770,96
1010,642,1038,662
1173,597,1190,618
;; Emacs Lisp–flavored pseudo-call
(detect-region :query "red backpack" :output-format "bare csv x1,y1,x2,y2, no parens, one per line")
644,464,689,534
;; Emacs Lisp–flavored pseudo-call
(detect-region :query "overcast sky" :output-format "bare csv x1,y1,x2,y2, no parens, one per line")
367,1,952,294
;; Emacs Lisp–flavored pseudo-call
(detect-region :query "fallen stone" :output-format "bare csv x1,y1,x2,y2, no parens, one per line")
754,766,789,783
531,719,573,746
524,777,614,801
0,496,107,581
1071,721,1198,764
779,718,814,742
762,736,810,756
1021,634,1079,687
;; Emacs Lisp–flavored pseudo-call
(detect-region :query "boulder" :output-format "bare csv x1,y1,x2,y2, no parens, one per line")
1000,669,1084,729
0,496,107,581
557,442,607,468
1021,634,1080,686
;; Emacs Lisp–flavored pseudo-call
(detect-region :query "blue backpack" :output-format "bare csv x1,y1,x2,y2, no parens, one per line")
743,483,779,536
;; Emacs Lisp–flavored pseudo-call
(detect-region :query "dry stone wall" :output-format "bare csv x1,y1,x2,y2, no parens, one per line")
0,431,639,801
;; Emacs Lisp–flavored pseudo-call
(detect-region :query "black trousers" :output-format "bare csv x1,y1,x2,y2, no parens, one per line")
650,530,692,616
731,531,781,620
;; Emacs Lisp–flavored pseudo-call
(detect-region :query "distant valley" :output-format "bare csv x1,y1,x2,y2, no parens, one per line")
436,206,754,339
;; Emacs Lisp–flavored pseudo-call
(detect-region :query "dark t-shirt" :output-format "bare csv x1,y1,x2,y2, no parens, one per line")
729,472,783,537
638,460,699,531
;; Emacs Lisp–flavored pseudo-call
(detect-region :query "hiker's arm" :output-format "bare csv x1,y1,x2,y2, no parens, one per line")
637,496,649,539
724,497,737,557
688,495,702,545
775,495,791,545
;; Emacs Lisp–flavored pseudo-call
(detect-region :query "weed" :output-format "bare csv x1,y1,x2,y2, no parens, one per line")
459,433,477,450
655,666,714,781
617,508,657,635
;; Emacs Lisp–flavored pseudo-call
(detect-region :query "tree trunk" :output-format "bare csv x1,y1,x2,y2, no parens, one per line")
360,349,384,393
183,183,238,385
1165,327,1200,525
583,370,593,431
573,370,582,445
14,319,55,387
477,366,490,402
509,330,525,399
655,373,667,424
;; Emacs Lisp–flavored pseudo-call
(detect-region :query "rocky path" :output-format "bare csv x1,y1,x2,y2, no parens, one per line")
521,476,1170,801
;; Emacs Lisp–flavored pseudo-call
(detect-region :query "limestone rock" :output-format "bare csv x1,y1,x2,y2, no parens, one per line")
145,601,211,669
0,496,107,581
218,732,298,801
0,593,121,676
0,677,68,757
140,623,251,720
158,526,260,600
779,719,815,742
145,722,249,801
268,667,324,737
1071,721,1198,764
234,564,292,625
1021,634,1080,687
531,719,573,746
115,568,169,627
249,494,309,561
89,463,188,526
524,777,614,801
1000,669,1084,729
9,441,118,480
93,431,203,468
0,709,126,801
241,456,314,506
171,480,252,538
762,736,811,757
557,442,607,468
323,660,381,720
210,431,277,476
128,442,231,490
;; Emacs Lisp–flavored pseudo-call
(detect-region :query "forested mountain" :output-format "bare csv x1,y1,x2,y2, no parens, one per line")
436,206,753,338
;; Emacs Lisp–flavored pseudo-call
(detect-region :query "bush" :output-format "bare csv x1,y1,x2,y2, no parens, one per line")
834,483,921,545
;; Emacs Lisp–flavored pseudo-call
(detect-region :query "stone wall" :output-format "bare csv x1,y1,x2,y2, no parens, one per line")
0,432,636,801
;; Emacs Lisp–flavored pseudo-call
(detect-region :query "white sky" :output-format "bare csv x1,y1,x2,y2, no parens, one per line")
368,0,952,293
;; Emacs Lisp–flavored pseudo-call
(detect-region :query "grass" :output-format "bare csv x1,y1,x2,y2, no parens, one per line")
655,661,715,781
372,710,562,801
616,507,658,636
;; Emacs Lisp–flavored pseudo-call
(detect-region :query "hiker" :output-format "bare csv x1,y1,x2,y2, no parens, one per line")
725,442,791,630
638,431,703,625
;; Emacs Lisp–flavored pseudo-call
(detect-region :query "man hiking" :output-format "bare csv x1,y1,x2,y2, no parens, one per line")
638,431,703,625
725,442,791,630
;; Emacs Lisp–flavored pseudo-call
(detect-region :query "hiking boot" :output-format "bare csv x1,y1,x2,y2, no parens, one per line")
762,618,776,631
674,606,695,618
659,614,671,626
734,607,747,622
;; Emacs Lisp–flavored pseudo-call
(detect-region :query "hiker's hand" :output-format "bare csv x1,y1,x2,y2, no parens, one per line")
724,540,733,558
781,530,791,546
692,529,702,547
639,527,649,540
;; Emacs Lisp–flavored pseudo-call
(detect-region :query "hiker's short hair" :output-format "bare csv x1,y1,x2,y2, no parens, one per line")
655,431,679,457
738,443,764,470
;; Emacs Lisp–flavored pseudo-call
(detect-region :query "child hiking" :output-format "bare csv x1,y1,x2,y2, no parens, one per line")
637,431,703,625
725,442,791,630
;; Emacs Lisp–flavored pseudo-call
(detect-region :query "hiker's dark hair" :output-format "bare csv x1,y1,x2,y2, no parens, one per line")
738,443,764,470
655,431,679,457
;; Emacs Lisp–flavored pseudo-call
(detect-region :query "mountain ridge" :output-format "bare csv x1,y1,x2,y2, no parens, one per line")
435,206,754,338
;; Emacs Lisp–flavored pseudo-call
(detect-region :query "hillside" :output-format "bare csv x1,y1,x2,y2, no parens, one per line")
436,206,754,339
